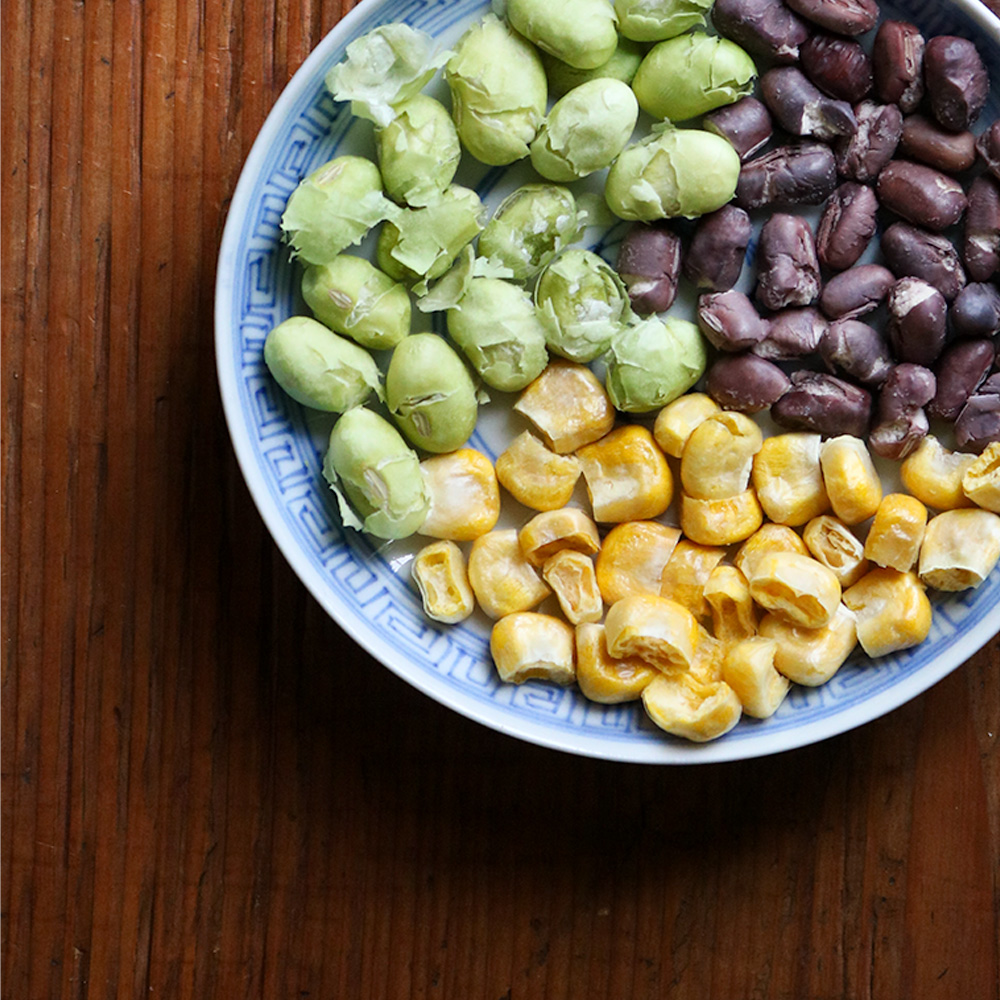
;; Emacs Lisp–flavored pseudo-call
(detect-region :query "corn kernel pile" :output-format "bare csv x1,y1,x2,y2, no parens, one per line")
410,360,1000,743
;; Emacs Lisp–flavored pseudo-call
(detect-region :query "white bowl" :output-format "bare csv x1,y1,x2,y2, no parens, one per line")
216,0,1000,763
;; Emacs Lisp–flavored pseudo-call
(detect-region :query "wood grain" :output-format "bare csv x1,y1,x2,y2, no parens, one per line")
2,2,999,997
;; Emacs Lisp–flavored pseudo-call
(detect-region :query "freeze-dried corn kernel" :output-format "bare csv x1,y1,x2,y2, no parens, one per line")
803,515,869,588
575,623,657,704
542,549,604,624
642,672,742,742
604,593,700,672
496,430,581,512
653,392,721,458
514,359,616,453
842,569,932,658
748,551,842,629
703,564,758,642
680,488,764,546
690,628,725,684
577,424,673,523
962,441,1000,513
863,493,928,572
680,411,764,499
518,507,601,567
595,521,682,605
419,448,500,541
900,435,976,511
752,433,829,526
411,540,476,624
733,523,810,580
659,539,727,620
467,529,551,619
758,603,858,686
490,612,576,686
721,636,790,718
819,435,882,525
918,508,1000,591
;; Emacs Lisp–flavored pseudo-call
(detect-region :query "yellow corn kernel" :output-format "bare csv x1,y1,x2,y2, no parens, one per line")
962,441,1000,513
659,539,727,620
680,411,763,499
690,628,725,684
542,549,604,624
733,523,810,579
918,508,1000,591
411,540,476,624
758,603,858,685
900,435,977,511
418,448,501,541
642,672,742,742
490,612,576,686
721,636,790,718
604,593,701,672
680,488,764,546
752,432,830,526
518,507,601,567
575,623,657,703
577,424,673,523
513,359,616,453
653,392,721,459
467,529,551,619
842,568,932,658
747,550,842,629
594,521,682,605
802,514,869,587
703,564,758,642
495,430,581,512
819,435,882,525
863,493,928,572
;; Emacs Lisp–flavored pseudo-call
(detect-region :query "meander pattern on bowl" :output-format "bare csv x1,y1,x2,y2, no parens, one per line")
216,0,1000,762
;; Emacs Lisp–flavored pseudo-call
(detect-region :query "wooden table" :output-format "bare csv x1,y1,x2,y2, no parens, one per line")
4,2,999,996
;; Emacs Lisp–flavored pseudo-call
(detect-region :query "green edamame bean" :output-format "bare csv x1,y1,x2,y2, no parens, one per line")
506,0,618,70
541,36,645,98
615,0,713,41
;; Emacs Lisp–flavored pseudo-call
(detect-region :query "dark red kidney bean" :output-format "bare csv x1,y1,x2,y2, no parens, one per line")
682,205,752,292
887,277,948,366
703,98,774,161
816,182,878,270
800,34,872,104
963,174,1000,283
711,0,810,63
872,21,925,112
899,115,977,174
706,353,792,413
923,36,989,133
955,373,1000,452
928,339,995,421
783,0,877,36
819,264,896,320
697,290,769,352
881,222,967,301
868,363,936,460
977,121,1000,181
760,67,858,140
736,142,838,210
753,306,828,360
820,318,894,384
755,213,821,312
834,101,902,182
771,370,872,438
615,222,682,314
876,160,967,232
951,282,1000,339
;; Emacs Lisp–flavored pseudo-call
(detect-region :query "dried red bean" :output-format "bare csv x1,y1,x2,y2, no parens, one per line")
711,0,810,63
977,121,1000,181
819,264,896,320
616,222,683,315
800,34,872,104
951,282,1000,339
760,66,858,140
887,277,949,366
881,222,967,301
833,101,902,182
899,114,977,174
872,21,925,112
697,290,769,352
876,160,968,232
753,307,828,360
736,142,838,210
963,174,1000,283
820,318,894,385
783,0,877,36
955,373,1000,452
928,339,995,421
755,213,821,311
868,363,936,460
923,36,989,132
682,205,752,292
771,370,872,438
816,181,878,270
703,98,774,161
706,353,792,413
